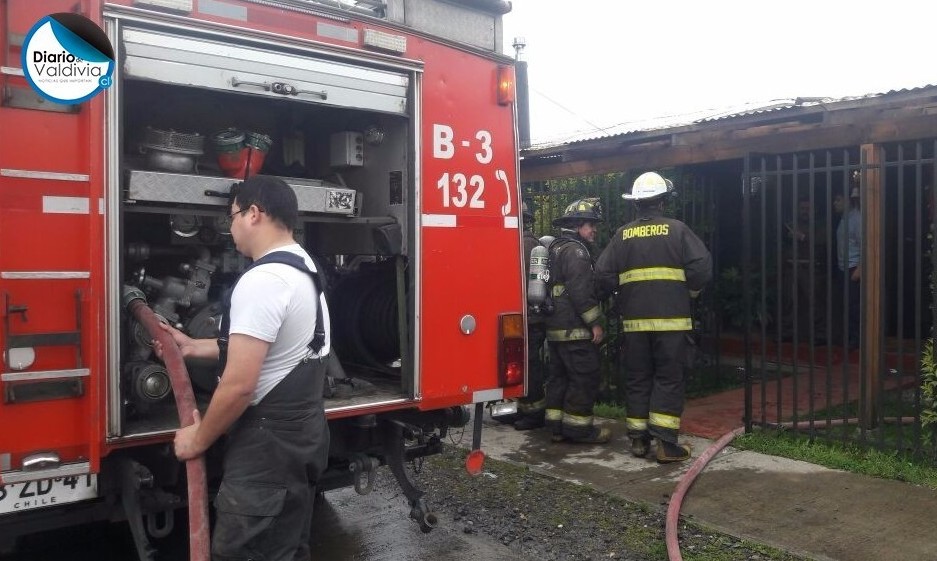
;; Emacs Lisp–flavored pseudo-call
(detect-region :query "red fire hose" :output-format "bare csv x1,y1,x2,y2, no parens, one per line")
666,417,913,561
127,298,210,561
665,427,744,561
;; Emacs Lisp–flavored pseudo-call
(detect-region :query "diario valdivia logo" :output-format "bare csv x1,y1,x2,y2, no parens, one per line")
21,13,115,105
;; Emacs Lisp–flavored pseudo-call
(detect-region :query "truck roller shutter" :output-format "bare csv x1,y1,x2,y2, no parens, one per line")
121,27,410,115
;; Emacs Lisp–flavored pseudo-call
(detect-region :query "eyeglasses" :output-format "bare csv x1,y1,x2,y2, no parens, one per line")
229,206,265,220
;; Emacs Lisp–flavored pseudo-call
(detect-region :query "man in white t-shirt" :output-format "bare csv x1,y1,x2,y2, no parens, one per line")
157,175,329,561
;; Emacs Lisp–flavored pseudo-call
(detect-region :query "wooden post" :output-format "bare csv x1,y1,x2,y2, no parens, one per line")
860,143,882,429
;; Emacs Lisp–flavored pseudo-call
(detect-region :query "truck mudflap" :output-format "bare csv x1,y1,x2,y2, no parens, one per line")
465,402,487,476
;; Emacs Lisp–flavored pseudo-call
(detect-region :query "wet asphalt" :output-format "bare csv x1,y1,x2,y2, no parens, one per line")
5,474,527,561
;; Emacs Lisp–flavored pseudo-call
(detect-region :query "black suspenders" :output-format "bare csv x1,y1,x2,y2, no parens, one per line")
218,251,327,368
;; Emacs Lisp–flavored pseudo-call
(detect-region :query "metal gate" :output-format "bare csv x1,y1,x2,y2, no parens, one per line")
742,142,937,458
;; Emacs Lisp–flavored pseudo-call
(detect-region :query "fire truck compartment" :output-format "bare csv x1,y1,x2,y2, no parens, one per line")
112,33,416,439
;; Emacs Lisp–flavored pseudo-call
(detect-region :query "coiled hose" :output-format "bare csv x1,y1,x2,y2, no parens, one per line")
666,417,913,561
127,298,210,561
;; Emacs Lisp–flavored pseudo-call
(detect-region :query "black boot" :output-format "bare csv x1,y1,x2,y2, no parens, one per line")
630,435,652,458
546,419,564,442
656,440,691,464
568,426,611,444
514,414,545,431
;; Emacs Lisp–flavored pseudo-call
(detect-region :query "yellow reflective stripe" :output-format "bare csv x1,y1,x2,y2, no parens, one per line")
649,412,681,430
580,305,602,325
626,417,648,431
545,408,563,422
546,328,593,341
621,318,693,332
619,267,686,285
550,287,602,325
562,412,594,427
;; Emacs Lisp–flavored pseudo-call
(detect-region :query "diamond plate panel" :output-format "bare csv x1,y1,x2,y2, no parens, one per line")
126,170,356,215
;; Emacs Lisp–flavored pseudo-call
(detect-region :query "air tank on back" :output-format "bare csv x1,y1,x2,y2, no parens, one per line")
527,244,549,310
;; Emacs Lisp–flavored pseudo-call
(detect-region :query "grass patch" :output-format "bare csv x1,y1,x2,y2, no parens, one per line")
734,428,937,489
758,385,937,460
593,401,627,420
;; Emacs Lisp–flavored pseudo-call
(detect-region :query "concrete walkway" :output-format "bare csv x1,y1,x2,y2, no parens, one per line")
462,415,937,561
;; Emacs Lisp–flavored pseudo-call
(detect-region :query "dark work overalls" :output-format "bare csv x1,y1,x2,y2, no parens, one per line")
212,251,330,561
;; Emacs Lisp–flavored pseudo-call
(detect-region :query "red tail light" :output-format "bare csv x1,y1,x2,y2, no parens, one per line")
499,313,524,387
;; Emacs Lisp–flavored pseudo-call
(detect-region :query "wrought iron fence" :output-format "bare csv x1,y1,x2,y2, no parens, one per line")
742,142,937,460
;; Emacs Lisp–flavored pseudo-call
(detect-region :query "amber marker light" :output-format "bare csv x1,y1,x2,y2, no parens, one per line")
497,65,516,105
499,313,524,387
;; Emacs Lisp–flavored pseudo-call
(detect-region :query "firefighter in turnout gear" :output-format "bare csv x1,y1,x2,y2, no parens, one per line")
596,172,712,463
516,202,548,430
544,198,611,444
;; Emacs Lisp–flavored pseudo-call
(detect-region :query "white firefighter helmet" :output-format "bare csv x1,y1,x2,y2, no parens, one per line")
624,171,674,201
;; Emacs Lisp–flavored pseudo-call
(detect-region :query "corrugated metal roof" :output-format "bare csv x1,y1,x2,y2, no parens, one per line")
526,83,937,151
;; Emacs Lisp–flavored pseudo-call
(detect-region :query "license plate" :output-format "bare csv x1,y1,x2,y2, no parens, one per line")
0,474,98,514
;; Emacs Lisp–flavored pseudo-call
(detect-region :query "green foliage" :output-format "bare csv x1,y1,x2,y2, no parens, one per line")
716,267,747,330
526,173,632,244
921,339,937,438
593,401,627,420
715,266,777,331
525,168,706,249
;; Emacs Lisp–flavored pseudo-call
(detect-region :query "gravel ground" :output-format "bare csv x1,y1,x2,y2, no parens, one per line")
411,445,808,561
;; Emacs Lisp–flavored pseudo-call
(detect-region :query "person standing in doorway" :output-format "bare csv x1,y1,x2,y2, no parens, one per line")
543,198,610,444
596,172,712,463
156,175,330,561
834,185,861,349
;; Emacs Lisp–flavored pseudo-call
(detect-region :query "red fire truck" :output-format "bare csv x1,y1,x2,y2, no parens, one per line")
0,0,525,556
